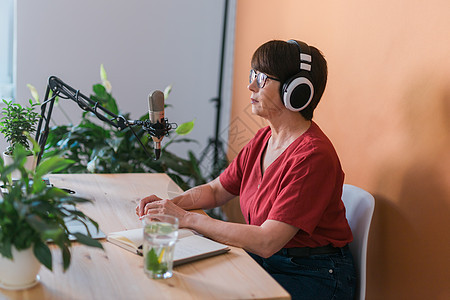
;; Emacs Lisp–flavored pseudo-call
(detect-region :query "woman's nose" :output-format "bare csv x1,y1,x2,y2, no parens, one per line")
248,80,258,91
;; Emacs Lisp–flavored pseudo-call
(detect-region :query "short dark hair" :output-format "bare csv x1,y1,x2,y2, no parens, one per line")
251,40,328,120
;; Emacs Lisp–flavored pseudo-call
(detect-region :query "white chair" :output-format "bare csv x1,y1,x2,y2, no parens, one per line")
342,184,375,300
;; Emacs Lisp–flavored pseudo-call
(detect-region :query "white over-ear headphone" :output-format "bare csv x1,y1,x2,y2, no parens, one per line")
282,40,314,112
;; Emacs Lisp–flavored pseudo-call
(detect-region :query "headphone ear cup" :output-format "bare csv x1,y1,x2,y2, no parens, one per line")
282,75,314,112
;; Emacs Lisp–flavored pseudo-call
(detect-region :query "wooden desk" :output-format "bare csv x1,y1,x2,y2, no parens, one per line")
0,173,290,300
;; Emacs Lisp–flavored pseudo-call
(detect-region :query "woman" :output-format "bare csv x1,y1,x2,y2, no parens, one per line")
137,39,356,300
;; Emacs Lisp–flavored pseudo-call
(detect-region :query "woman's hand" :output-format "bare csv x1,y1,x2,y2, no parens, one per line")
136,195,190,227
136,195,162,217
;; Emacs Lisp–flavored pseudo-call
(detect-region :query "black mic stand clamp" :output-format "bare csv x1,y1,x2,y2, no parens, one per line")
125,118,175,160
125,118,173,141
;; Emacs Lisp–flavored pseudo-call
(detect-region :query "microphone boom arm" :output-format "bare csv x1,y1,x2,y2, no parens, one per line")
35,76,173,165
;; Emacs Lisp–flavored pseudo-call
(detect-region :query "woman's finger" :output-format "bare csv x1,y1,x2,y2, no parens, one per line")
138,195,161,217
143,201,163,215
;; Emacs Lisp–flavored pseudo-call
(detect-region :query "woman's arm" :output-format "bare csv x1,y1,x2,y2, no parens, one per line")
183,213,298,258
171,177,236,210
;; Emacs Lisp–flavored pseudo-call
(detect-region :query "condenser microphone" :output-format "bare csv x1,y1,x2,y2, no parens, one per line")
148,90,165,160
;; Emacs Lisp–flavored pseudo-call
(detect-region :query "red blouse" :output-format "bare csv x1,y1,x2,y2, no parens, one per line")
219,122,352,248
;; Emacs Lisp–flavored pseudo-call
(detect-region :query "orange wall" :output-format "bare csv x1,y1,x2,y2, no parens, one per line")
229,1,450,299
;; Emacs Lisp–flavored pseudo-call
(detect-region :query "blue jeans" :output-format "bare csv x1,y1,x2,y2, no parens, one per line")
248,247,356,300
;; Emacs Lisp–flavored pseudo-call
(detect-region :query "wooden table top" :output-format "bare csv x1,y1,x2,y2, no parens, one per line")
0,173,290,300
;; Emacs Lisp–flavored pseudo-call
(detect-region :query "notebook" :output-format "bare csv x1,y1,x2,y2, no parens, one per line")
107,228,230,266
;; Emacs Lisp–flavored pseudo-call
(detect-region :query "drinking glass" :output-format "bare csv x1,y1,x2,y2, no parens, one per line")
142,214,179,279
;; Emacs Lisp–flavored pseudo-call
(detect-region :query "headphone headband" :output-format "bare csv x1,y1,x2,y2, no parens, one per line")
282,39,314,112
287,40,312,72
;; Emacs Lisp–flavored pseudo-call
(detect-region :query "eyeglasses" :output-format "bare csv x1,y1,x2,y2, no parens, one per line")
249,69,280,88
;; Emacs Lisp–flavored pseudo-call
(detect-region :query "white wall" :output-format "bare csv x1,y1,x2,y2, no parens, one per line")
4,0,235,166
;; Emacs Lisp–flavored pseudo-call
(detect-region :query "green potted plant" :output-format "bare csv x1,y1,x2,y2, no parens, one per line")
0,99,40,178
0,140,103,290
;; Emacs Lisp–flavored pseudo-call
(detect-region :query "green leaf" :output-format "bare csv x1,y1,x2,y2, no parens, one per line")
43,228,65,241
31,178,46,193
27,84,40,103
92,84,107,99
35,156,74,177
44,186,71,198
100,64,108,81
163,84,173,100
60,195,92,205
146,247,160,272
34,240,52,271
62,245,71,271
175,119,195,136
25,131,41,154
27,215,64,241
71,232,103,249
188,151,203,177
0,240,13,259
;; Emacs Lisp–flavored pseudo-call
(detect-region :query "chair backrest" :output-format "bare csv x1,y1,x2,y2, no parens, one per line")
342,184,375,300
